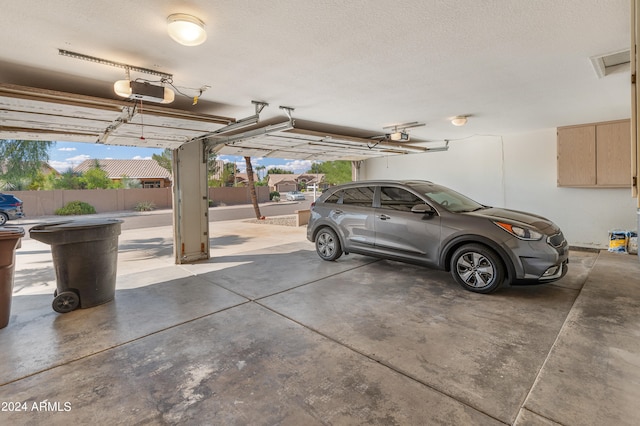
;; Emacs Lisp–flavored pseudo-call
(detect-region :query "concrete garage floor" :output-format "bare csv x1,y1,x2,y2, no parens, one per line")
1,218,639,425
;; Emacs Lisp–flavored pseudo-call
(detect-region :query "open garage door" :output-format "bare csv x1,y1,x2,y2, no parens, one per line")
0,83,234,148
0,84,438,264
205,120,433,161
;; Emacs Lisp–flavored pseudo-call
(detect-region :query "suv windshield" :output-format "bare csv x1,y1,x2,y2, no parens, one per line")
405,182,484,213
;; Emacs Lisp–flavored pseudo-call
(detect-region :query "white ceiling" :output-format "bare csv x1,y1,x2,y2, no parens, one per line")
0,0,632,155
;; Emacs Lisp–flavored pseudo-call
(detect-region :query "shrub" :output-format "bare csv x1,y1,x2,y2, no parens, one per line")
269,191,280,200
133,201,156,212
55,201,96,216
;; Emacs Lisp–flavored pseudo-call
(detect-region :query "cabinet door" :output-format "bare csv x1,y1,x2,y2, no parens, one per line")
596,121,631,186
557,125,596,186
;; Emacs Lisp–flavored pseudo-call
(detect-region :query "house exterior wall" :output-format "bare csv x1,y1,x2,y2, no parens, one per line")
208,186,269,205
275,183,297,193
360,128,637,249
11,188,174,217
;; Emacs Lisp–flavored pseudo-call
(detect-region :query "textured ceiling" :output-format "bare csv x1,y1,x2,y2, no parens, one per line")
0,0,631,153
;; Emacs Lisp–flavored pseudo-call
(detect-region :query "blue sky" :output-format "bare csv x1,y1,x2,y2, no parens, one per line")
48,141,315,174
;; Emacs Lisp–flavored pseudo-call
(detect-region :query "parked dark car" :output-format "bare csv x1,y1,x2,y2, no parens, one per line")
307,180,568,293
0,193,25,225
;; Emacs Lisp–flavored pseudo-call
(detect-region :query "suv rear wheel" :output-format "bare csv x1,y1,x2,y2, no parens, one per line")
450,244,505,293
0,213,7,226
315,228,343,261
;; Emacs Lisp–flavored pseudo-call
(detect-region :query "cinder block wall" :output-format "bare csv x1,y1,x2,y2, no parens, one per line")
9,186,270,217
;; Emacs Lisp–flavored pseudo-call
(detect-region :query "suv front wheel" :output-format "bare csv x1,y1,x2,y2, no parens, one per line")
450,244,505,293
315,228,343,261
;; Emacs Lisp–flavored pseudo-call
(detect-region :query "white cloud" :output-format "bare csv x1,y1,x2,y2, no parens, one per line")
132,155,151,160
267,160,312,173
49,161,74,172
67,154,90,163
58,147,76,152
50,154,90,172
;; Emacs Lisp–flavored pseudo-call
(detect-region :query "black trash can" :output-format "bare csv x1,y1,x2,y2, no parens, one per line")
0,226,25,328
29,219,123,314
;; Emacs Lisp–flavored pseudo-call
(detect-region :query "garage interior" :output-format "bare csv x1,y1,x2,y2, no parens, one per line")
1,1,640,425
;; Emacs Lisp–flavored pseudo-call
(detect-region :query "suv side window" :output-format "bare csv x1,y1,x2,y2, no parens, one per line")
341,186,374,207
323,190,341,204
380,186,424,212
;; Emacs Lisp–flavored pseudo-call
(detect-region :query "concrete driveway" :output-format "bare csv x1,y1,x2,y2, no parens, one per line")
1,216,639,425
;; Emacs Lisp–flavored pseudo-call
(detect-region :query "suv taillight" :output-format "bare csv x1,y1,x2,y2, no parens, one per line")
310,202,316,209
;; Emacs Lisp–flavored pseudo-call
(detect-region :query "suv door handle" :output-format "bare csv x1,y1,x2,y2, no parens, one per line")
333,209,343,215
379,214,391,220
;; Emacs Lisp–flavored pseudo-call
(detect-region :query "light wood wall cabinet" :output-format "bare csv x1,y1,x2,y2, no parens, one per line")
557,119,631,187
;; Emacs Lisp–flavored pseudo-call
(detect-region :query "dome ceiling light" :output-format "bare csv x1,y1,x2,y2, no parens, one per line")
167,13,207,46
451,116,469,126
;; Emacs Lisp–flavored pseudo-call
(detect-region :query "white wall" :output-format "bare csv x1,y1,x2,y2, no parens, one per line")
361,129,637,249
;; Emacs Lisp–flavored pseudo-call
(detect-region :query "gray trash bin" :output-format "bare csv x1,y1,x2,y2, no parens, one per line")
0,226,25,328
30,219,123,314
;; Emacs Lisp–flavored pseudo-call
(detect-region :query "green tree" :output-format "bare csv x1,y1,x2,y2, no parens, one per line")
256,165,267,182
267,167,293,175
308,162,323,174
207,152,219,178
0,139,54,189
208,161,237,187
154,148,217,179
47,169,84,189
306,160,352,185
120,175,142,189
27,170,47,190
81,167,112,189
152,148,172,173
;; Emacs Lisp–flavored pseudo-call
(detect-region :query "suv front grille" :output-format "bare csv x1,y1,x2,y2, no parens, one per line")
548,232,566,248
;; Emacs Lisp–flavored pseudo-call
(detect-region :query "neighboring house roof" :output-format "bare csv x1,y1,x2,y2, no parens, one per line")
234,173,258,182
40,163,60,176
267,173,325,187
297,173,325,184
267,174,298,187
74,159,171,180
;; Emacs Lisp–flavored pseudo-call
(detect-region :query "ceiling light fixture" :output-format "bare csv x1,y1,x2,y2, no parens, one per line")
167,13,207,46
451,116,468,126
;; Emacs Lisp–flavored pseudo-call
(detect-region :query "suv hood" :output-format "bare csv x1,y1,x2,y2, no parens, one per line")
466,207,557,232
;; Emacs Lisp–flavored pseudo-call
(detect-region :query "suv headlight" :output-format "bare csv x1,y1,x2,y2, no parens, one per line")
494,221,543,241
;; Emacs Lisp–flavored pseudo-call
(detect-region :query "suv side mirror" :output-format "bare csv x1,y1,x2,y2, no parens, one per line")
411,204,435,215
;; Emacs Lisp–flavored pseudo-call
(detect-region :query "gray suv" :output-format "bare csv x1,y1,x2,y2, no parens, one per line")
306,180,568,293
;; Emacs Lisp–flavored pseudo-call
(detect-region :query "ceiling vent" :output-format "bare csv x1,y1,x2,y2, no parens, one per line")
590,49,630,79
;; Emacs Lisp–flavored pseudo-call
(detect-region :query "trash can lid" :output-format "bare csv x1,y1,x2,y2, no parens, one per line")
0,226,25,239
30,219,124,232
0,226,24,240
29,219,123,245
